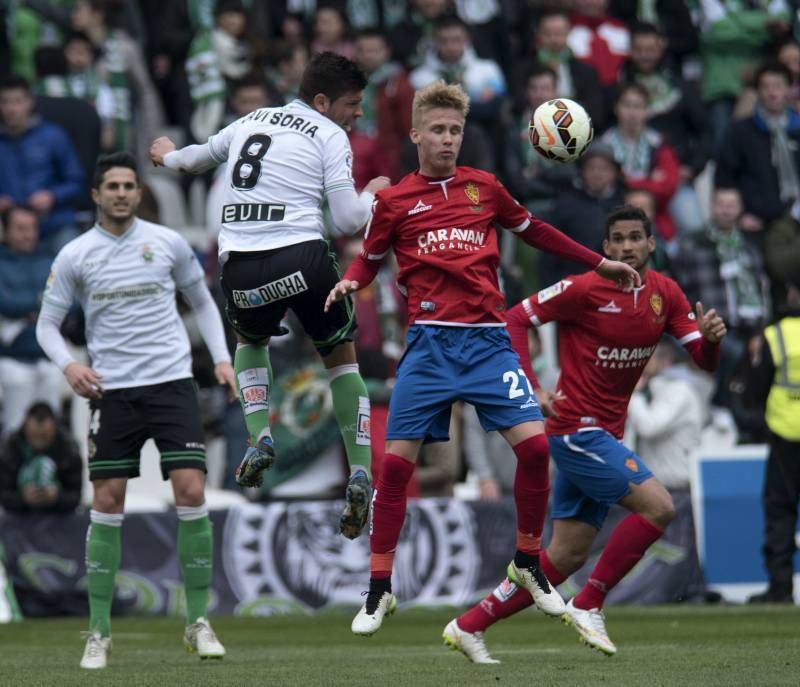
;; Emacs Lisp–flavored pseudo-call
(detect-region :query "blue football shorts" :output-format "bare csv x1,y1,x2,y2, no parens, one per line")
549,428,654,529
386,325,543,443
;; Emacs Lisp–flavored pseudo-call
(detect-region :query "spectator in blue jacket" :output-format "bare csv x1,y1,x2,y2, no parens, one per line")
0,75,85,254
0,206,64,436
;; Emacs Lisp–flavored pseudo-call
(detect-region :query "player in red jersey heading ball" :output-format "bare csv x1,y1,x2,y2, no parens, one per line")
445,204,727,662
325,81,640,637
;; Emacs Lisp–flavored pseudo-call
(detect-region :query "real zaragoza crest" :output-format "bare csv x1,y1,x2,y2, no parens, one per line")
650,293,663,316
465,182,480,205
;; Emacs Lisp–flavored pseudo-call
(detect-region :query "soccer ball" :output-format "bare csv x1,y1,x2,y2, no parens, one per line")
529,98,594,162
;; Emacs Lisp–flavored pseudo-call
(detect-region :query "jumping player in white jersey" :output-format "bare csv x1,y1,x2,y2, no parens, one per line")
36,153,235,669
149,52,389,539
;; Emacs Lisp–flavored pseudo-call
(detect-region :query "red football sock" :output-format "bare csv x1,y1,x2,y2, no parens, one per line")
369,453,415,580
457,578,535,633
512,434,551,555
573,513,663,610
540,549,569,586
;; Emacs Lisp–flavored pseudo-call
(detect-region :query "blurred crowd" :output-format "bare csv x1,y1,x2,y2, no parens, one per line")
1,0,800,509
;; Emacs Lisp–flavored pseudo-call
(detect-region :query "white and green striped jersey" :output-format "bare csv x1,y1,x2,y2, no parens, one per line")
43,219,205,389
206,99,356,257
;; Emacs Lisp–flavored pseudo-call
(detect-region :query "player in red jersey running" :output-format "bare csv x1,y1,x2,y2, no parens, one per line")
325,82,640,637
443,204,727,662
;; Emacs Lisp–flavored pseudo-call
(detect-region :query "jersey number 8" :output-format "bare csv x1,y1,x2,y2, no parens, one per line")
232,134,272,190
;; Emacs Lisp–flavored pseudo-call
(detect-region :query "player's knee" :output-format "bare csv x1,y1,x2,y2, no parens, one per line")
513,432,549,466
549,546,588,575
173,479,206,507
647,494,676,529
92,486,124,513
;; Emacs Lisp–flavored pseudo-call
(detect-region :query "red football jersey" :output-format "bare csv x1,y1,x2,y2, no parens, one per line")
506,269,720,439
344,167,603,326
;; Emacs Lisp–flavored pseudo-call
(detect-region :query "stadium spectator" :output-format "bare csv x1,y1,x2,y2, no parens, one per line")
568,0,629,93
211,0,256,82
624,187,671,271
265,41,310,105
697,1,790,153
674,187,770,407
541,142,625,286
0,75,84,254
607,0,698,70
410,16,506,130
311,5,355,60
745,282,800,604
515,10,605,132
765,199,800,310
601,82,681,242
715,62,800,245
503,65,578,218
354,29,415,181
621,21,709,237
627,339,712,491
0,402,82,514
776,39,800,114
71,0,165,167
0,206,64,437
388,0,454,69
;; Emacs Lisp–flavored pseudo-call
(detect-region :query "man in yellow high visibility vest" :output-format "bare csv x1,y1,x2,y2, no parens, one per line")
748,283,800,604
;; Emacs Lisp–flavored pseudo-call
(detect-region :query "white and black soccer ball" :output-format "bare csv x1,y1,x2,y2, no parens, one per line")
529,98,594,162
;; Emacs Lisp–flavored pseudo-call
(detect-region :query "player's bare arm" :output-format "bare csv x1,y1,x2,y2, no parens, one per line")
534,387,566,418
64,362,104,400
595,257,642,291
214,362,237,400
149,136,176,166
696,302,727,343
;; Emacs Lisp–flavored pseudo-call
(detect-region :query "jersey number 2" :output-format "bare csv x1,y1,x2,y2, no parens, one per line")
503,369,534,399
232,134,272,190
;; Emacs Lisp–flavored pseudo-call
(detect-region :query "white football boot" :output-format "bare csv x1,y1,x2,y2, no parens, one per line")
184,617,226,659
563,599,617,656
80,632,112,669
351,591,397,636
442,619,500,664
507,560,566,616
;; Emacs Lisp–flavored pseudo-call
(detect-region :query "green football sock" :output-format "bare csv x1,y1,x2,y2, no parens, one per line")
178,516,213,624
234,343,273,445
329,369,372,479
86,522,121,637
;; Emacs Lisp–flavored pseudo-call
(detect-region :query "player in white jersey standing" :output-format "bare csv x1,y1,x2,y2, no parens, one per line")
35,153,235,669
149,52,389,539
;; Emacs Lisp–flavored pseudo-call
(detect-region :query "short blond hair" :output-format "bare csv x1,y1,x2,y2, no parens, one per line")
411,81,470,128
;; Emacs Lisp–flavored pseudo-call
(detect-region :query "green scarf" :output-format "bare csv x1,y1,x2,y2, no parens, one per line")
103,32,132,151
708,225,766,326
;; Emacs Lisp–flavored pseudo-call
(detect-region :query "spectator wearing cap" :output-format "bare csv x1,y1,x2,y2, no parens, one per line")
540,141,624,286
0,402,82,514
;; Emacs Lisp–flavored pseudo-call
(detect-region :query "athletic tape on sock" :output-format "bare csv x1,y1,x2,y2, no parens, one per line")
237,367,270,415
90,510,124,527
326,363,360,381
177,504,209,521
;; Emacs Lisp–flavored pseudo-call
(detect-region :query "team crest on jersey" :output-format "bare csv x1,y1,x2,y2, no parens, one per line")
465,182,480,205
625,457,639,472
650,293,663,316
537,279,572,303
46,270,55,287
141,244,153,262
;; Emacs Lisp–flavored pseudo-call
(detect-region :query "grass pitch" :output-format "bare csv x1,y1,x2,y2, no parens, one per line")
2,605,798,687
